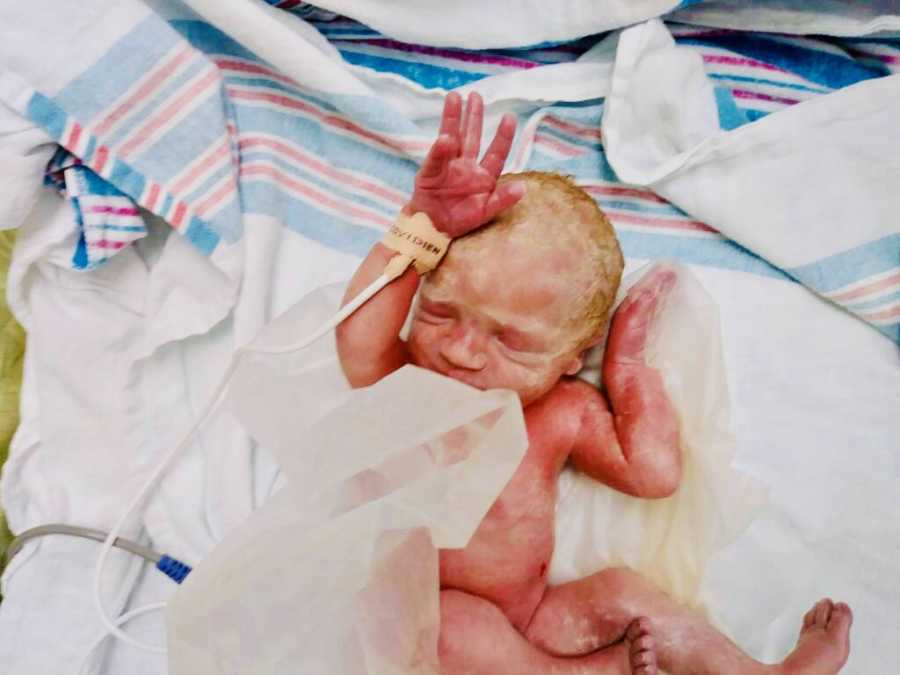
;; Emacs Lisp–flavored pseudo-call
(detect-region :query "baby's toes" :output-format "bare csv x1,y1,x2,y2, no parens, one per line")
802,605,816,631
625,617,652,643
827,602,853,639
814,598,834,628
626,617,657,675
631,648,658,675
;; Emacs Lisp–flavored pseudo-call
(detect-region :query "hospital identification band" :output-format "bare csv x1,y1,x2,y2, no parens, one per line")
381,210,451,278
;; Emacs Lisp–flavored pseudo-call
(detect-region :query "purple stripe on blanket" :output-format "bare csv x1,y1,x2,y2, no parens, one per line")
732,89,800,106
702,54,786,73
356,39,540,69
85,206,141,216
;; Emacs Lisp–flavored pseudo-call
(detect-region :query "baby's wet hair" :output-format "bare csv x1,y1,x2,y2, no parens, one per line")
450,171,624,347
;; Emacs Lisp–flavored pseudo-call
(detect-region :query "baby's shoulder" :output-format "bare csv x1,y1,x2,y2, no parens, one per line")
525,378,595,437
549,377,601,409
521,379,598,472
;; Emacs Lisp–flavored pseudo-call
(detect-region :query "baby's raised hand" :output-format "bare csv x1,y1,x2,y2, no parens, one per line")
407,92,525,238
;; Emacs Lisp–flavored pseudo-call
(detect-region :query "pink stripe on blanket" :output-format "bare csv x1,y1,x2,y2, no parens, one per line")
533,134,584,157
94,46,194,137
609,211,719,234
228,87,430,153
582,185,668,204
240,163,393,228
239,135,407,206
91,239,130,250
544,116,603,141
859,304,900,321
830,271,900,303
195,176,236,217
119,68,219,158
67,122,83,151
171,140,231,195
215,58,300,88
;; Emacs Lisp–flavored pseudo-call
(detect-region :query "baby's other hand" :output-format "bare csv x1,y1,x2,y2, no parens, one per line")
407,92,525,238
606,264,678,366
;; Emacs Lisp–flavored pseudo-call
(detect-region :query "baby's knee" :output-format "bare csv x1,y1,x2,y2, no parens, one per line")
600,567,669,614
439,590,500,658
439,590,509,673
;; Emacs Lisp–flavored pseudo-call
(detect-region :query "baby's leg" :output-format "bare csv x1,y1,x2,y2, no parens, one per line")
440,589,657,675
524,568,851,675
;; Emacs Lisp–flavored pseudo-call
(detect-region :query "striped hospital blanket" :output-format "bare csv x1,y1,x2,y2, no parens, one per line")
2,1,897,341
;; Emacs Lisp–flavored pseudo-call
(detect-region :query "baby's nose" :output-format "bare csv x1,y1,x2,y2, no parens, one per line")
440,325,487,371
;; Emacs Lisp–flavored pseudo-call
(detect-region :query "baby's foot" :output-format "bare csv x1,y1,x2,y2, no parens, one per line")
779,599,852,675
624,617,658,675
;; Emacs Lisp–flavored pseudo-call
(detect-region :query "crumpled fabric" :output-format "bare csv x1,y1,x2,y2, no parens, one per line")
167,282,529,675
553,262,768,611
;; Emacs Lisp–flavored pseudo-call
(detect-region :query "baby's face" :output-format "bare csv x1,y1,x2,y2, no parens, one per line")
407,236,587,407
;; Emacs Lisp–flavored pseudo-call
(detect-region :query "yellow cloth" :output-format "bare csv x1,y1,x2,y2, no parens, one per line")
0,230,25,576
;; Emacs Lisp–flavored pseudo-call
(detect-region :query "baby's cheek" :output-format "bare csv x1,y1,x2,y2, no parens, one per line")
491,359,548,403
408,323,441,364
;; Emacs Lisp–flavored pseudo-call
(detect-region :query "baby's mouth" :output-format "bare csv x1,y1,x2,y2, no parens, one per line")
409,349,487,390
441,368,487,390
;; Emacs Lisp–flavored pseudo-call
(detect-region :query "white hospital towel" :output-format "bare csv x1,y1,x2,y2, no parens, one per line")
603,19,900,342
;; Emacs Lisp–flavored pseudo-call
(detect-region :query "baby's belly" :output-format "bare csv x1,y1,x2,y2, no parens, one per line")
439,467,557,630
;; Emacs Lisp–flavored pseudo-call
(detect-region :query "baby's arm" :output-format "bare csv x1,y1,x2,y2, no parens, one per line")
336,92,523,387
569,266,681,498
336,242,420,387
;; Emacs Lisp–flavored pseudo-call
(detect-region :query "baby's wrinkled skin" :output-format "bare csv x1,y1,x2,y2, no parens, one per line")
336,92,852,675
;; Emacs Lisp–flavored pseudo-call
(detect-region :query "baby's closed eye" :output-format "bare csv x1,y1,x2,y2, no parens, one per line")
418,300,456,323
497,326,548,354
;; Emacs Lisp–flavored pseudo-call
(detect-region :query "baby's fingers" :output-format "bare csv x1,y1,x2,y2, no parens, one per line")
607,265,677,363
482,180,525,221
438,92,463,143
480,113,517,178
461,92,484,159
417,134,459,182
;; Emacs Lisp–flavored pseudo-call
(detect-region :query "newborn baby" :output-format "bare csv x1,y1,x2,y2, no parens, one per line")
337,92,852,675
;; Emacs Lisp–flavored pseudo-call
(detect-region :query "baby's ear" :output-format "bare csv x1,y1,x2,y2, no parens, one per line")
583,324,609,350
564,324,608,375
564,355,584,376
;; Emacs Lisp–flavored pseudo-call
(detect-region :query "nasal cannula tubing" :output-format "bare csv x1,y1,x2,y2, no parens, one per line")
78,267,400,657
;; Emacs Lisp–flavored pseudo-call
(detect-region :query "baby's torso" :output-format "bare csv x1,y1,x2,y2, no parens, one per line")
438,380,587,630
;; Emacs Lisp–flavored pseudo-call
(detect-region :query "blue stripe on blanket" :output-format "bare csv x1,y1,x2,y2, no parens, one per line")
234,105,419,191
25,90,223,257
51,20,184,123
338,50,489,89
616,231,789,280
241,181,380,257
239,148,401,218
171,19,258,60
713,87,750,130
25,10,893,346
846,288,900,312
787,235,900,293
708,73,830,95
676,34,883,89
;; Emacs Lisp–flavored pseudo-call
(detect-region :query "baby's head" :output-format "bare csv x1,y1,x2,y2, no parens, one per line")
407,172,624,406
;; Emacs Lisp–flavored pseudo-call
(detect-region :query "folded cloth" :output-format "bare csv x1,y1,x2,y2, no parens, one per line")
602,19,900,342
44,147,147,269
